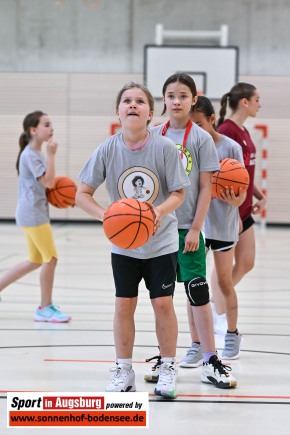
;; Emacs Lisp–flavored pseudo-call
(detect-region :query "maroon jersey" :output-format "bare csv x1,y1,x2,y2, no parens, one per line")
217,119,256,221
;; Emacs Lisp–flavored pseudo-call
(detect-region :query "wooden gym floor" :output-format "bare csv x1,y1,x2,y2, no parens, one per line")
0,222,289,434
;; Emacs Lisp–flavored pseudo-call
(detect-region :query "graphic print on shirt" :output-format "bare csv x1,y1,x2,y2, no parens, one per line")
249,152,256,166
177,144,193,176
118,166,159,203
131,175,147,199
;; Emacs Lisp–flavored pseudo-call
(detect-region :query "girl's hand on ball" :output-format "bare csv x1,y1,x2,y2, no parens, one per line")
146,202,161,235
218,186,247,207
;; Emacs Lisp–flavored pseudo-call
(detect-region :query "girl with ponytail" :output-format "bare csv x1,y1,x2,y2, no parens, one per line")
0,111,71,323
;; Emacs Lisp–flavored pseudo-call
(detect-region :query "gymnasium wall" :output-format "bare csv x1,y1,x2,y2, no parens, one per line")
0,72,289,224
0,0,290,224
1,0,290,75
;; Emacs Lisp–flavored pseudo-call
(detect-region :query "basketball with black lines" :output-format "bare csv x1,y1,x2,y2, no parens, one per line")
212,158,250,198
46,176,77,208
103,198,155,249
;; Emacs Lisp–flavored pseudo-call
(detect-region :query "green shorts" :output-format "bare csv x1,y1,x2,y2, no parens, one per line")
176,230,206,282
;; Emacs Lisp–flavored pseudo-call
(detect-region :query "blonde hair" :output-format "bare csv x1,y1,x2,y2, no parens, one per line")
115,82,154,125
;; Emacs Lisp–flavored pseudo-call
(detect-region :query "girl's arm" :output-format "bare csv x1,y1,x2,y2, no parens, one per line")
183,172,212,253
76,182,106,221
149,188,185,234
155,188,185,217
38,139,58,188
77,185,185,234
252,183,267,215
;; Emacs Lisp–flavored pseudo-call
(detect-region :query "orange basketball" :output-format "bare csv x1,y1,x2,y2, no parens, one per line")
212,158,250,198
46,176,77,208
103,198,155,249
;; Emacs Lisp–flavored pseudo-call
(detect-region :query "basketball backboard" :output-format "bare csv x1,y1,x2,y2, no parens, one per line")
144,45,239,100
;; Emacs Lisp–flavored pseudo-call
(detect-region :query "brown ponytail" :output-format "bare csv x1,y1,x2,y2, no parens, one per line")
16,111,46,174
217,83,256,128
217,93,229,128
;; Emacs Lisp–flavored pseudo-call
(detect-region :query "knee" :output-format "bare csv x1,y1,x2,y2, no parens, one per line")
31,261,41,271
151,296,174,314
42,257,58,268
237,257,255,275
115,298,136,317
184,277,209,306
216,276,233,296
50,257,58,267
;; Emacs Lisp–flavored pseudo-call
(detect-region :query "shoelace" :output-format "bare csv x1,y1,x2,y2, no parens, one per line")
159,363,176,384
109,366,130,385
145,354,162,370
212,359,232,377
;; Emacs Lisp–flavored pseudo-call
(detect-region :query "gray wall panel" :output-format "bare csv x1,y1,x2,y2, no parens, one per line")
0,0,289,74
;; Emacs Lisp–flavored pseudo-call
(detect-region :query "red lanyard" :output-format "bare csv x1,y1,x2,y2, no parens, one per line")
161,119,192,159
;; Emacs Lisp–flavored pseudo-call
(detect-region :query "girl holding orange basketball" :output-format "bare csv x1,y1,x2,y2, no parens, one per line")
76,82,189,398
0,111,71,323
212,83,267,332
190,96,246,359
147,73,237,389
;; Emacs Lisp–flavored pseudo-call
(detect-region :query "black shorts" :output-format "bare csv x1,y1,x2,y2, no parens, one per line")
241,215,255,233
205,239,236,252
111,252,177,299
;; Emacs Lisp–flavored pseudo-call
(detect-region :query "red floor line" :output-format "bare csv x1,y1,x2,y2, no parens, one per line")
0,390,50,393
1,390,289,400
44,359,158,363
43,358,233,368
148,393,290,399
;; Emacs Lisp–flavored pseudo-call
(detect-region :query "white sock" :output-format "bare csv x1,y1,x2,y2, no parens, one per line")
116,358,132,368
161,357,176,364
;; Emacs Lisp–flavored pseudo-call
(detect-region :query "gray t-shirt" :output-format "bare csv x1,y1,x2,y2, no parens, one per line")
205,135,244,242
152,122,220,228
16,146,49,227
78,131,190,259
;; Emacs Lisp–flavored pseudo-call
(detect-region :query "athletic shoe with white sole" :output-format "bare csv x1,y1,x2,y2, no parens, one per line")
154,361,177,399
34,304,71,323
222,330,242,359
106,364,136,392
201,354,237,389
144,354,161,383
179,342,203,368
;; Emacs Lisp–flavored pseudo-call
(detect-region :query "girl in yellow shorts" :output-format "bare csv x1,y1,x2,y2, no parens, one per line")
0,111,71,322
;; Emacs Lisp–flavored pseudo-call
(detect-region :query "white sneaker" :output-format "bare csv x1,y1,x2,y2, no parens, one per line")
144,354,161,383
154,361,177,399
201,355,237,389
106,364,136,392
